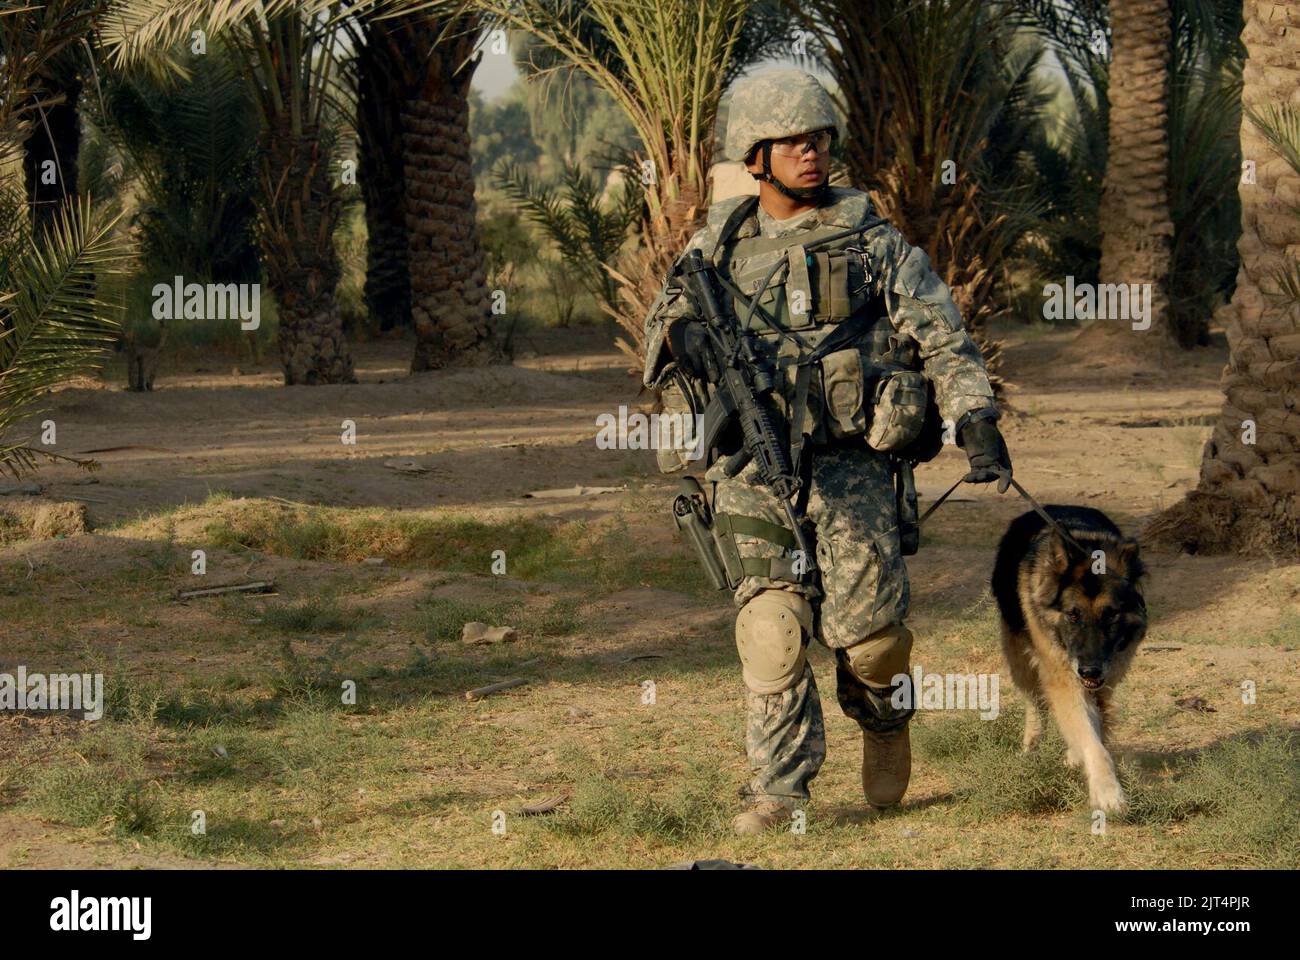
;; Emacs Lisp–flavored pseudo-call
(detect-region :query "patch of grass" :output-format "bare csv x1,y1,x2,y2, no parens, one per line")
1258,610,1300,647
1124,729,1300,866
409,591,585,651
22,725,165,836
203,505,559,571
0,510,29,545
14,694,407,863
526,595,584,637
269,636,365,706
544,757,731,842
415,595,521,643
101,670,264,727
197,499,713,598
260,598,381,635
1166,609,1300,648
915,712,1087,817
919,713,1300,866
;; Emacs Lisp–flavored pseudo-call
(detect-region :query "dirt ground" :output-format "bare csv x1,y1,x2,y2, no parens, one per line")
1,321,1296,868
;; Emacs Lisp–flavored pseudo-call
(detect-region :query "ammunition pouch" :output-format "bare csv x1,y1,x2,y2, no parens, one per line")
813,333,941,460
866,368,928,452
819,347,868,439
891,378,945,464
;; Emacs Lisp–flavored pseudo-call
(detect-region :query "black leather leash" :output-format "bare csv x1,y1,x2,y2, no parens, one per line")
918,468,1092,556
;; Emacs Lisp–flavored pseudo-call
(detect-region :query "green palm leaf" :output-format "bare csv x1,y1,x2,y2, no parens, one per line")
0,195,128,478
1247,103,1300,183
1247,103,1300,309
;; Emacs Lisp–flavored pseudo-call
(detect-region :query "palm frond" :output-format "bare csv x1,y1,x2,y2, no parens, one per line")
1247,103,1300,182
1268,258,1300,310
99,0,294,68
0,194,128,478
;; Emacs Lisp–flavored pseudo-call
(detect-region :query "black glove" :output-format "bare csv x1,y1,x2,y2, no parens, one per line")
957,416,1012,493
667,320,720,382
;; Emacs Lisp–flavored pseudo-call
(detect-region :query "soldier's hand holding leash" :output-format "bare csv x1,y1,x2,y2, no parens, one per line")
957,413,1013,494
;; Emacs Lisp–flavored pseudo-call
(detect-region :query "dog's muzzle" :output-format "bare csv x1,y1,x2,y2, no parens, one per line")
1077,666,1105,690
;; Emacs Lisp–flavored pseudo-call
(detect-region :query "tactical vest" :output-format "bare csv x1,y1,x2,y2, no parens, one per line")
704,203,903,450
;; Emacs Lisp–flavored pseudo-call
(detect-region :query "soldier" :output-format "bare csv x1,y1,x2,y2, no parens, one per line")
643,69,1013,834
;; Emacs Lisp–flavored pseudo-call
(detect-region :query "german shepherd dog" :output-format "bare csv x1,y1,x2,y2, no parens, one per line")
992,506,1148,813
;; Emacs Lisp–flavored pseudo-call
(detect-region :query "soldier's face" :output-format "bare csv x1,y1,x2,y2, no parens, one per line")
746,132,830,189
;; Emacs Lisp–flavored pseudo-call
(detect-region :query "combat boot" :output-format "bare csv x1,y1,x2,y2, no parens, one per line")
860,723,911,809
732,798,793,835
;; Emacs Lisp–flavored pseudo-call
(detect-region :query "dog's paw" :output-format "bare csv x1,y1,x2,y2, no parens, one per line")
1089,779,1127,815
1063,747,1083,769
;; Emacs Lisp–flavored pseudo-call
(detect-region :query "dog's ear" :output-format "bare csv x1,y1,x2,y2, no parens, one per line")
1117,537,1144,581
1048,531,1073,574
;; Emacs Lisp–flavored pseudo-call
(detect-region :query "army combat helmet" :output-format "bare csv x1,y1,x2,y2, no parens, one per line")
724,68,840,202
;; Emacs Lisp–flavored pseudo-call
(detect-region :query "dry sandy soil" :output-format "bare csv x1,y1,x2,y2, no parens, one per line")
1,321,1296,868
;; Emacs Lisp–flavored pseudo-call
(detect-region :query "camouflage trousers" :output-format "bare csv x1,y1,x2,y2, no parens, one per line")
712,444,913,804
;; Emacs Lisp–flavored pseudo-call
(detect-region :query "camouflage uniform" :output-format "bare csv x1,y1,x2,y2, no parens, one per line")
646,74,999,808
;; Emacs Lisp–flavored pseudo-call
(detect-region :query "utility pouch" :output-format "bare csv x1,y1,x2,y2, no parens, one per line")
893,380,946,464
895,460,920,556
820,347,868,439
809,249,855,319
672,477,729,590
866,369,929,452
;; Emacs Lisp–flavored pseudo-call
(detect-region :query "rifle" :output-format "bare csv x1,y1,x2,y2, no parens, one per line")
673,250,817,578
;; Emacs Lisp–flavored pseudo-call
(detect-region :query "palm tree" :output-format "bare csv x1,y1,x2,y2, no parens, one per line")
234,7,356,384
87,42,262,389
1068,0,1177,360
109,1,501,370
358,7,497,369
4,2,104,233
1151,7,1300,555
493,158,642,312
1,1,129,478
103,0,356,385
794,0,1049,384
351,12,411,333
22,58,84,235
465,0,784,367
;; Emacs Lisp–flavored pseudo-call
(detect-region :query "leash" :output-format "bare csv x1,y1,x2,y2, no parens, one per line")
918,468,1092,556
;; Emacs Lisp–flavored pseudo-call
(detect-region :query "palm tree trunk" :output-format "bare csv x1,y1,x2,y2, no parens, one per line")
260,118,355,385
1075,0,1175,359
1150,0,1300,555
357,26,411,332
400,15,496,370
22,71,81,236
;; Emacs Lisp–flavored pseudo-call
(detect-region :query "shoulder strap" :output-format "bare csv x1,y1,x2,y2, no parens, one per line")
693,196,760,264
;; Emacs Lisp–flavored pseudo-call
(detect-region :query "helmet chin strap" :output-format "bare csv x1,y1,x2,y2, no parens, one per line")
756,141,830,203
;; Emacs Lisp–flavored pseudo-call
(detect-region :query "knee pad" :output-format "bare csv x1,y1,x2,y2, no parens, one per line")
736,590,813,695
837,624,916,733
841,624,914,688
